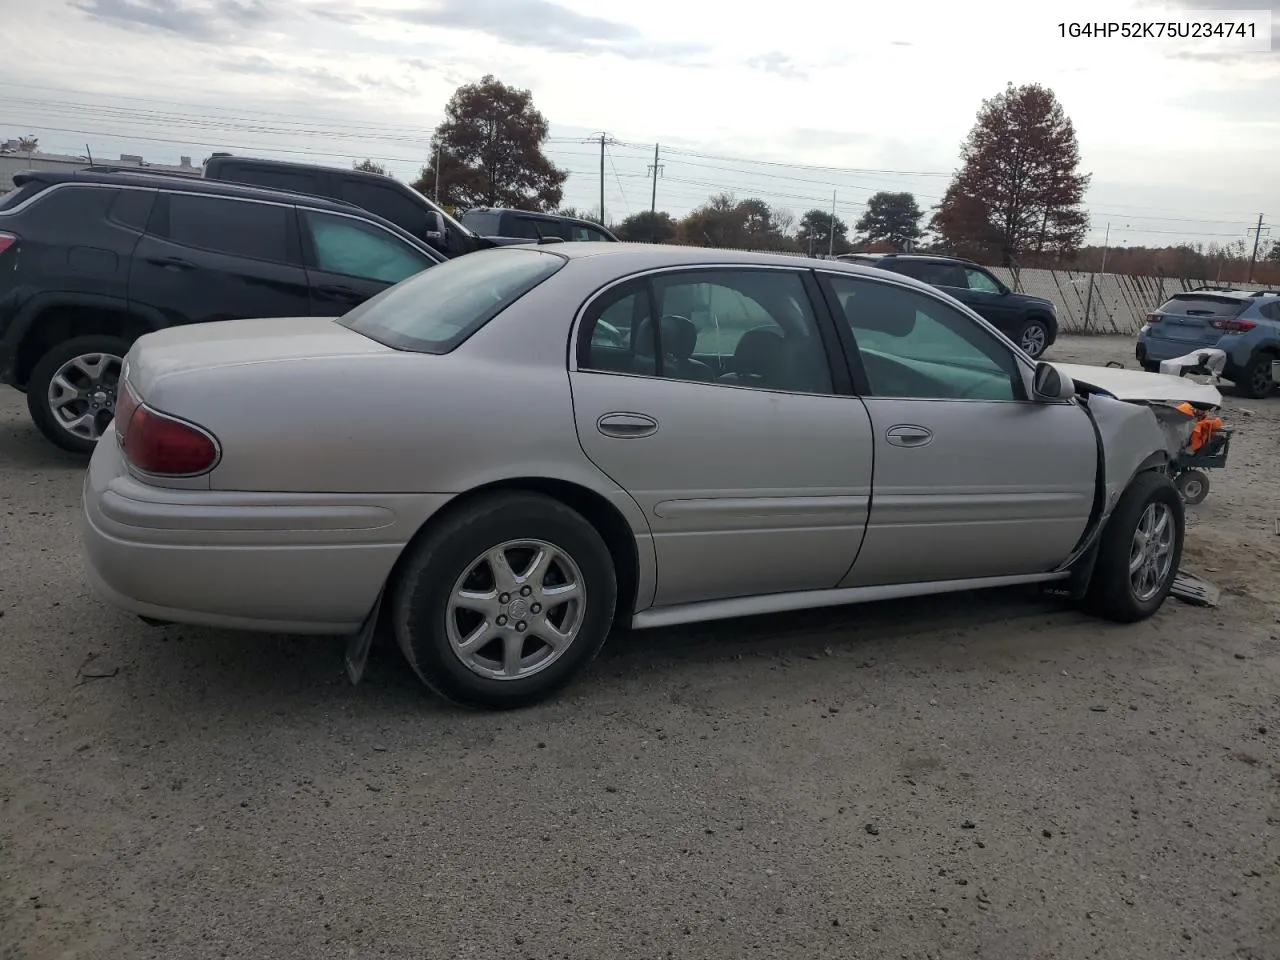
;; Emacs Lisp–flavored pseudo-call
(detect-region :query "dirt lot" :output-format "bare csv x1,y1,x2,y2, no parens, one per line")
1,334,1277,960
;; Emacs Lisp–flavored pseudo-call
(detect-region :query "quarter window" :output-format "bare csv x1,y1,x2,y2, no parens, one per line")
166,194,292,263
302,210,434,284
825,275,1023,401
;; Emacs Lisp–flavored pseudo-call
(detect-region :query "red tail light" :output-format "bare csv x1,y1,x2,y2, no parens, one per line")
1145,312,1161,324
0,232,17,255
1209,318,1256,332
115,381,219,476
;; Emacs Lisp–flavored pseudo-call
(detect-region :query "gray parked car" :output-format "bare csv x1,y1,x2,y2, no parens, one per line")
1135,289,1280,398
82,244,1196,709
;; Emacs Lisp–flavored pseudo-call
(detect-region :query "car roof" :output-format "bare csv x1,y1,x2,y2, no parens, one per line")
13,168,363,211
1166,289,1268,302
7,168,441,257
840,252,983,267
467,207,609,228
526,241,962,282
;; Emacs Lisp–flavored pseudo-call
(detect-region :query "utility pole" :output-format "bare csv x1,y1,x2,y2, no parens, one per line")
828,190,837,258
599,133,606,227
1247,213,1269,283
432,143,442,202
647,143,664,242
1098,222,1111,276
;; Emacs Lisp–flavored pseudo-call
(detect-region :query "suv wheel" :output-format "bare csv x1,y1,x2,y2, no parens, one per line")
1234,351,1276,400
1018,319,1051,359
27,335,131,454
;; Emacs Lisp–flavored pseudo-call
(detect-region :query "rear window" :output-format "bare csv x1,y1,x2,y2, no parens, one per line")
1156,294,1248,318
337,247,565,353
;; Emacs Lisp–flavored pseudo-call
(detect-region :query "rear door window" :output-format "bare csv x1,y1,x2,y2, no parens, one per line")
336,178,420,234
165,194,294,263
218,163,327,197
1157,294,1248,318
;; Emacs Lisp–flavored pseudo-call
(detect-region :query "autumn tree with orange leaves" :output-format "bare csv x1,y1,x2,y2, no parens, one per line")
931,83,1090,266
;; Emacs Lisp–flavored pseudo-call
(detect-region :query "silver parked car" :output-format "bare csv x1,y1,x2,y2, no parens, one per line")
82,244,1194,709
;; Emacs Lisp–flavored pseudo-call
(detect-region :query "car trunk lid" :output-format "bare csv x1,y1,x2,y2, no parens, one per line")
125,315,393,396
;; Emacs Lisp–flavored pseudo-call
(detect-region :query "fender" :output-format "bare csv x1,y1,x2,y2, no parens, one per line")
0,292,169,386
1054,393,1171,597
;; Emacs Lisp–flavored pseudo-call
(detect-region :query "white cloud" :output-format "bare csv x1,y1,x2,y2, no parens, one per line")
0,0,1276,246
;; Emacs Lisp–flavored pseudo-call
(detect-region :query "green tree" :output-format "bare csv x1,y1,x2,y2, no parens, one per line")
931,82,1090,265
616,210,678,242
796,207,850,255
677,194,791,249
354,158,387,175
413,75,568,212
855,192,923,249
1266,239,1280,263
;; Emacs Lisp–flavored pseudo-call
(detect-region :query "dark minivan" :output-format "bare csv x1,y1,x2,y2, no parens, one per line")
203,154,486,259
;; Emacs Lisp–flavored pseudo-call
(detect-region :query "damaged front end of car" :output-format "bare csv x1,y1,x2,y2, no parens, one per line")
1041,361,1224,598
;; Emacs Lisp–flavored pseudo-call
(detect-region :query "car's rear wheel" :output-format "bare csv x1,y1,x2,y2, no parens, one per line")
1018,319,1051,359
391,492,617,709
26,335,131,454
1082,471,1183,622
1234,351,1275,400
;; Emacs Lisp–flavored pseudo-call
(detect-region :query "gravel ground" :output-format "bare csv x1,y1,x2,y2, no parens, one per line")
1,334,1277,960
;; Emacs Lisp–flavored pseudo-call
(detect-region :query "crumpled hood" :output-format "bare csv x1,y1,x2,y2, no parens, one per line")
1050,361,1222,406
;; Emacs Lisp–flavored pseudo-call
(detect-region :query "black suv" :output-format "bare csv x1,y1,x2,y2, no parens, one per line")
203,153,485,260
837,253,1059,358
459,207,618,244
0,169,444,453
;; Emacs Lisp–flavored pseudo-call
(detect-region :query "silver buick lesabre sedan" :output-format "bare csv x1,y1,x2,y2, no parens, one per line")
82,244,1197,709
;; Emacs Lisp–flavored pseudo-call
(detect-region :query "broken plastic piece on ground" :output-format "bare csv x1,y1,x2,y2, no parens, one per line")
1170,571,1220,607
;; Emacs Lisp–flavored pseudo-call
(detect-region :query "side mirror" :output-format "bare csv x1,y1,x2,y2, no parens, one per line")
1032,361,1074,401
423,211,445,244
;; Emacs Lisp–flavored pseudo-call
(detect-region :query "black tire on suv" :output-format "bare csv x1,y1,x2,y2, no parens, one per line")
26,335,132,454
1234,350,1276,400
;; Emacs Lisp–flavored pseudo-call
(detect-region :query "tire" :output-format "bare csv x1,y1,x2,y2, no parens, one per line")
1233,352,1275,400
1018,318,1051,359
391,492,617,710
26,334,131,454
1174,469,1209,506
1140,361,1160,373
1082,471,1184,623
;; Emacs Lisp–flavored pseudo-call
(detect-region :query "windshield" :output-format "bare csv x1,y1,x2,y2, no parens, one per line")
337,247,565,353
1156,294,1248,318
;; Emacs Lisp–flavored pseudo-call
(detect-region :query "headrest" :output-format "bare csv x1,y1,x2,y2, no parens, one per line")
635,314,699,360
729,327,786,374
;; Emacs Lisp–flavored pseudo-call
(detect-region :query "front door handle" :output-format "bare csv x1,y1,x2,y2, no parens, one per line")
885,424,933,447
146,255,196,270
317,283,363,299
597,412,658,439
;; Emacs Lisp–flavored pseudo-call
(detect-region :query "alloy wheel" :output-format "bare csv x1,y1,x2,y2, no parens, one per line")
1129,502,1176,602
46,352,123,442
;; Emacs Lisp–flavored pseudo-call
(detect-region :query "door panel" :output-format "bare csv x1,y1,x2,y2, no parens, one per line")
571,268,872,607
571,372,874,605
842,398,1096,585
129,193,311,327
819,271,1096,586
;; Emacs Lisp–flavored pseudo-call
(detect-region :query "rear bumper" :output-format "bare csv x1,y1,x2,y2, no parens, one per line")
1137,331,1246,375
80,433,451,634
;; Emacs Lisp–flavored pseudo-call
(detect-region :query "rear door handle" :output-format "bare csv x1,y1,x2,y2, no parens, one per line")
146,255,196,270
597,412,658,439
885,424,933,447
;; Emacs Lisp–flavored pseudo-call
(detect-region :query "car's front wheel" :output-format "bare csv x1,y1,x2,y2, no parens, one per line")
26,335,131,454
1082,471,1183,622
1018,318,1051,359
391,492,617,709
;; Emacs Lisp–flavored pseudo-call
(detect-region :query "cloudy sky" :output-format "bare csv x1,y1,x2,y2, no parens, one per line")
1,0,1277,249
